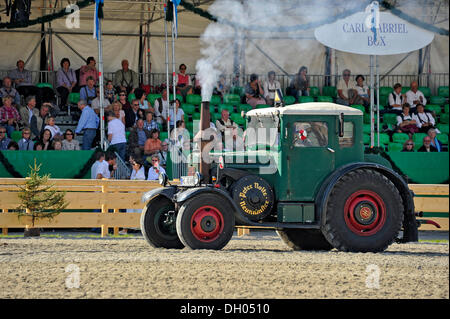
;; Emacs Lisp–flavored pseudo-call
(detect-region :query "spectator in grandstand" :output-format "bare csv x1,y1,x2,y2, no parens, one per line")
154,89,169,127
128,118,152,158
147,155,166,181
245,74,266,108
0,95,21,138
19,96,39,129
0,77,21,106
43,116,62,141
0,126,11,150
18,127,34,150
91,151,107,179
124,99,145,129
39,129,54,150
288,66,310,101
30,103,49,140
75,100,100,150
396,103,418,135
158,140,169,167
175,64,193,98
56,58,77,110
33,141,44,151
143,128,162,156
143,111,158,132
105,80,116,104
263,71,282,106
7,59,39,102
418,135,438,152
79,57,98,87
111,101,126,125
401,139,415,152
62,129,80,150
53,140,63,151
113,59,139,95
427,128,444,152
117,90,131,111
80,76,97,106
216,109,237,140
355,75,370,108
387,83,406,115
7,141,19,150
91,87,110,115
336,69,359,106
106,111,127,161
168,98,185,130
135,88,153,112
213,74,230,97
406,81,427,111
412,103,436,133
104,151,118,179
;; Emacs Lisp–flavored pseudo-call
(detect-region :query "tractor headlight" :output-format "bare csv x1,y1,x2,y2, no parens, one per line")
193,172,202,186
158,172,168,187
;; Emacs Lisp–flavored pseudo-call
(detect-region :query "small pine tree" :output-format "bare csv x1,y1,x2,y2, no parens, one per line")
16,160,68,233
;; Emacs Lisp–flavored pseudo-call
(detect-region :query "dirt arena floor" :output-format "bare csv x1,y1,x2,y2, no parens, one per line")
0,230,448,299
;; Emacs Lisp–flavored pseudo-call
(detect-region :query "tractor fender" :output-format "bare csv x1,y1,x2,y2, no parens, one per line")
141,186,177,204
315,162,417,242
174,187,252,225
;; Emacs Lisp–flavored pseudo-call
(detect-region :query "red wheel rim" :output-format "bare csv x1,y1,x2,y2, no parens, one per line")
190,206,224,242
343,190,386,236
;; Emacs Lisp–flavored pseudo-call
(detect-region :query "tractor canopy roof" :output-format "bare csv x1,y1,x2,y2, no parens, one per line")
246,103,363,117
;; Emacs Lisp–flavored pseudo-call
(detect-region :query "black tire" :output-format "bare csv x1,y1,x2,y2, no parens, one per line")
140,196,184,249
176,193,235,250
321,169,404,252
276,229,333,251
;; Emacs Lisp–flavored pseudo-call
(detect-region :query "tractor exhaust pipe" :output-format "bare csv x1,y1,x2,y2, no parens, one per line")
199,101,211,183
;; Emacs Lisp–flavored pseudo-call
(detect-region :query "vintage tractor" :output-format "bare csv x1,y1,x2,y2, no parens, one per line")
140,102,418,252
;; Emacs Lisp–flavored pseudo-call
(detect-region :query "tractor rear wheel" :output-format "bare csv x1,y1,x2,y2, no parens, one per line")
277,229,333,251
321,169,403,252
176,194,235,250
140,196,184,249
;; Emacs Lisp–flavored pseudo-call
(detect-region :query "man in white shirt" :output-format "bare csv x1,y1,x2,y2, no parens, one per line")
412,103,437,133
387,83,406,114
336,69,358,106
154,89,169,126
91,151,109,179
263,71,281,106
406,81,427,111
147,155,166,180
106,111,127,161
91,88,111,115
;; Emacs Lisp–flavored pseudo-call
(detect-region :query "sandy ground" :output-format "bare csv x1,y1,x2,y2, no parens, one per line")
0,230,448,299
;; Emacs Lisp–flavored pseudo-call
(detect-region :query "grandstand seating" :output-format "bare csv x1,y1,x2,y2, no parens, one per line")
388,142,403,152
256,104,271,109
210,95,221,106
309,87,320,97
392,133,409,144
147,93,161,105
223,94,241,105
317,96,334,103
438,86,449,98
299,96,314,103
322,86,337,97
419,86,431,98
283,95,296,105
351,104,365,113
238,104,252,112
426,104,442,116
181,104,196,115
401,87,410,94
186,94,201,105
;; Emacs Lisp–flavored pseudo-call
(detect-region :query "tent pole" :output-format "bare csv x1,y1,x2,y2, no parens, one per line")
370,55,374,148
376,55,380,148
147,22,152,87
98,17,105,150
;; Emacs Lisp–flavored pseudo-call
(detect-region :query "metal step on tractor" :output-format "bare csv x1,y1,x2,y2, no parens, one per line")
140,102,419,252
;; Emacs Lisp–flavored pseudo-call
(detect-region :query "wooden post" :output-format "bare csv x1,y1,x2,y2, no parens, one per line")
1,209,7,235
101,184,108,237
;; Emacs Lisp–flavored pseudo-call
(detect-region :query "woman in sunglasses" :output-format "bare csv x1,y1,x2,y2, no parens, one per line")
117,90,131,111
62,129,80,150
401,139,415,152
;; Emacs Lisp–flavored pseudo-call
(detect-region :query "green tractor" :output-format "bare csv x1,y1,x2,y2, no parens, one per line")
140,102,418,252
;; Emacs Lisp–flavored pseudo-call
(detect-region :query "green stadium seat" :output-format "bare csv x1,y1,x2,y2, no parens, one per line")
426,104,442,116
382,113,398,126
169,94,184,103
401,87,410,94
230,86,244,96
419,86,431,98
445,104,449,114
238,104,252,112
437,133,448,145
379,87,392,96
127,93,136,103
186,94,201,105
413,132,427,145
283,95,296,105
309,87,320,97
159,131,168,142
363,133,370,145
363,113,371,124
192,112,201,120
378,95,388,107
223,94,241,105
388,142,403,152
210,95,221,105
68,92,80,104
376,133,390,145
322,86,337,97
363,124,372,134
36,82,53,89
351,104,365,113
430,96,446,106
256,104,271,109
392,132,409,144
299,96,314,103
11,130,22,142
440,113,449,124
230,113,246,126
181,104,196,115
185,121,193,133
218,104,234,113
317,96,333,103
438,86,449,98
212,113,222,122
147,93,161,105
209,104,216,114
125,131,130,141
436,123,449,135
